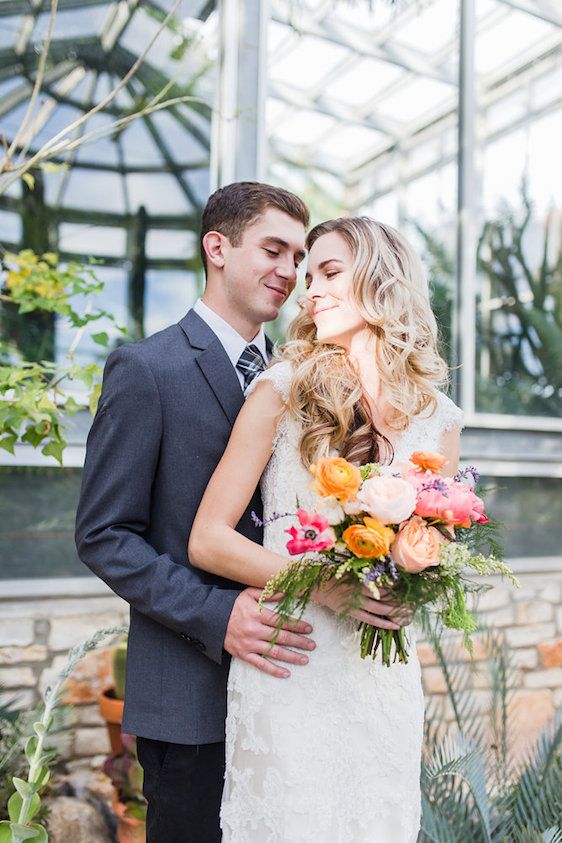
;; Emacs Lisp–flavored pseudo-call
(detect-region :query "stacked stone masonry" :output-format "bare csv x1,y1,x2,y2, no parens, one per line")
0,571,560,764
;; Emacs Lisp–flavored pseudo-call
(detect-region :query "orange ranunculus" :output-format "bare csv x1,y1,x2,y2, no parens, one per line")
342,517,395,559
410,450,448,473
310,457,362,503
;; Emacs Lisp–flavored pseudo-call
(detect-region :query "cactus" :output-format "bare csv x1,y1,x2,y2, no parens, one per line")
112,639,128,701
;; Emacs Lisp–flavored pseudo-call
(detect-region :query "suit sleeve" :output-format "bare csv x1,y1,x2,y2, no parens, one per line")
75,345,239,665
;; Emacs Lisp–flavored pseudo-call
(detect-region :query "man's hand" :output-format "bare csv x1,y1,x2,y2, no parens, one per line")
313,582,410,630
224,588,316,679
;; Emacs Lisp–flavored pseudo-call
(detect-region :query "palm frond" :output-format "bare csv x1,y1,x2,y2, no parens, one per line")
505,708,562,838
422,732,494,843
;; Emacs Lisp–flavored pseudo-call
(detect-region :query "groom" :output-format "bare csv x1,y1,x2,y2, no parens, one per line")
75,182,313,842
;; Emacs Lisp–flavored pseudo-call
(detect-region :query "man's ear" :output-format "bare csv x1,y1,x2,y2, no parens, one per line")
202,231,226,269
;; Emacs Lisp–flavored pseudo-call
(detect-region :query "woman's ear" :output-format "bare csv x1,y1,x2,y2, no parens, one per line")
202,231,226,269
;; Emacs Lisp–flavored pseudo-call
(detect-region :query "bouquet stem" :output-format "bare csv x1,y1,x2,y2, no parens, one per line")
359,623,410,666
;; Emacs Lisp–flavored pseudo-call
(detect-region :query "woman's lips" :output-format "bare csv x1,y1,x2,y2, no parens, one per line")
313,304,338,316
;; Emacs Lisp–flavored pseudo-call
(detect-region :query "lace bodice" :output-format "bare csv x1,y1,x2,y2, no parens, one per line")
221,361,463,843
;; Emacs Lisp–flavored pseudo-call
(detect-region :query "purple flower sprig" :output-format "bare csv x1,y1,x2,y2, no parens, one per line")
455,465,480,485
419,478,449,496
251,510,295,529
363,558,399,585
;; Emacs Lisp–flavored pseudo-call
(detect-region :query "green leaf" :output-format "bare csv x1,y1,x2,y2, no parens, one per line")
64,396,81,415
28,826,47,843
88,383,102,415
22,173,35,191
41,438,65,465
0,821,11,842
0,434,17,454
12,779,33,800
24,736,38,764
7,824,43,841
8,792,41,824
32,722,46,738
31,766,50,790
21,427,45,448
91,331,109,348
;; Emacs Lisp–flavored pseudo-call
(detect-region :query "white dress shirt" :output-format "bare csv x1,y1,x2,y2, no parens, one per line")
192,299,268,390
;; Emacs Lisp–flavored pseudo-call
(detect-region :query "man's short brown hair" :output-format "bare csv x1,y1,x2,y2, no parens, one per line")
200,181,310,272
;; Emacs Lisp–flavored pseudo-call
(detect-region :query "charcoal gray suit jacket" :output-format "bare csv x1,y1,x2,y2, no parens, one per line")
75,309,268,744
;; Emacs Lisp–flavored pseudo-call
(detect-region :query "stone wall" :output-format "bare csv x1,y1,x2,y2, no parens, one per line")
1,570,561,765
0,589,129,763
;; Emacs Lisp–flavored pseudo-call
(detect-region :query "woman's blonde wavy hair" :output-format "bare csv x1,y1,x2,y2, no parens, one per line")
277,216,449,468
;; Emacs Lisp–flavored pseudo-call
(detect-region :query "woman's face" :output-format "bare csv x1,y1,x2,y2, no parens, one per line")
305,231,366,349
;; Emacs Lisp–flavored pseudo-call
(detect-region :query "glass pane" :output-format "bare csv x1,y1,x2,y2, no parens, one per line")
476,49,562,415
58,223,127,258
145,229,197,260
144,269,199,335
480,475,562,559
0,467,90,580
0,209,21,244
0,16,21,50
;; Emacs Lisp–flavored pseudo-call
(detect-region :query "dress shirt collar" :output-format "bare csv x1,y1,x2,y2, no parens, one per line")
192,298,268,367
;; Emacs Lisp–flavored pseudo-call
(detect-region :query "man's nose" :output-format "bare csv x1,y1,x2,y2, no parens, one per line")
276,257,297,283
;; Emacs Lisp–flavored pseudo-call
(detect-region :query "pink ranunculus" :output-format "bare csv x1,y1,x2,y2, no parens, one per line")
390,515,443,573
285,509,336,556
357,475,417,525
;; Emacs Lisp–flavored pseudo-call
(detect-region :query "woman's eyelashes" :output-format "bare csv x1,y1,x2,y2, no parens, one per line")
304,270,340,290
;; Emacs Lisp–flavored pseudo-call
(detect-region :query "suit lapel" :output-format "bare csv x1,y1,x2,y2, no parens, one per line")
179,309,244,427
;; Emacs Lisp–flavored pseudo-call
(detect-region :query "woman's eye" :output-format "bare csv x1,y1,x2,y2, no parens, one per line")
326,271,339,279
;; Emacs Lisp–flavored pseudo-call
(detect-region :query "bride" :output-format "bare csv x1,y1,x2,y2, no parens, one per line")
189,216,463,842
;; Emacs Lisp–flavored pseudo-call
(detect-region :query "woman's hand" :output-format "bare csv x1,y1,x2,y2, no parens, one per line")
312,581,410,630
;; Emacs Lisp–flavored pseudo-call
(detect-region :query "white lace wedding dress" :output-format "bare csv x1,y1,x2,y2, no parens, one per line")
221,361,463,843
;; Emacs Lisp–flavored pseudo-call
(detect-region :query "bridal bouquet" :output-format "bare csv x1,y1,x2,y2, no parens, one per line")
261,452,518,666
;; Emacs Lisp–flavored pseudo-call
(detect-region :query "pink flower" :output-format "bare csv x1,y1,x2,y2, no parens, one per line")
439,482,479,528
415,487,449,520
285,509,336,556
357,475,417,524
470,492,489,524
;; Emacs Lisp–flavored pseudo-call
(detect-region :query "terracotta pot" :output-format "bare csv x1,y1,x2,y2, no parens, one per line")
112,792,146,843
99,687,125,755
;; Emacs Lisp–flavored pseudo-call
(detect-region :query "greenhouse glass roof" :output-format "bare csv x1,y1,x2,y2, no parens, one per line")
0,0,216,223
266,0,562,207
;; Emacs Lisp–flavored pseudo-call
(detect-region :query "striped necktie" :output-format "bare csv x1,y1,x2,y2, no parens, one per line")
236,344,266,391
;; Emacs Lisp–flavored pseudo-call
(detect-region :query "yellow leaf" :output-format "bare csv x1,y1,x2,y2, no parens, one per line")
40,161,69,174
22,173,35,190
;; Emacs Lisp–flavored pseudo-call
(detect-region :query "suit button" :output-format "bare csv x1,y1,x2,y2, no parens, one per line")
194,639,206,652
180,633,192,642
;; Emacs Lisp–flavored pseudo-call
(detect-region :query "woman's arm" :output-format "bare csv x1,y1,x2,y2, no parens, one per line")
190,379,405,631
440,425,461,477
189,380,292,586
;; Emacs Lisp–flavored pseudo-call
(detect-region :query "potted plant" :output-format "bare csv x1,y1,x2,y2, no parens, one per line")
99,637,127,755
103,733,146,843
